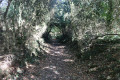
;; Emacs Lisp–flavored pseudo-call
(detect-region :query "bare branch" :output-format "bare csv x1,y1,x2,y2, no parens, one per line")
0,0,3,4
3,0,12,20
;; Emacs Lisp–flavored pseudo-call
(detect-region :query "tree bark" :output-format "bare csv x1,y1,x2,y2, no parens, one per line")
106,0,113,32
4,0,12,20
0,0,3,4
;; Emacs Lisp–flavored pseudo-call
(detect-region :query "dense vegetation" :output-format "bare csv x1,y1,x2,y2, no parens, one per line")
0,0,120,79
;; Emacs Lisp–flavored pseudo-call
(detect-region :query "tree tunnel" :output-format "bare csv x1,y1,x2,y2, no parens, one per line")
0,0,119,55
42,21,70,43
0,0,120,79
42,0,72,43
0,0,119,48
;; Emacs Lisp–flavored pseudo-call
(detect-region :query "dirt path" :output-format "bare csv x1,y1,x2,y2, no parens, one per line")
20,42,96,80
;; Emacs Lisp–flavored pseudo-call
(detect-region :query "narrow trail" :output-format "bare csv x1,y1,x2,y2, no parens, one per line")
21,42,96,80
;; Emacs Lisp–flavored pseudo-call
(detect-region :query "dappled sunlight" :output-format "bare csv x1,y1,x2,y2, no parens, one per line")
49,52,69,57
43,65,60,75
13,40,97,80
0,62,9,70
25,22,48,56
34,22,48,38
25,62,36,69
46,48,70,57
30,75,35,79
55,51,60,54
0,0,119,79
63,59,74,63
42,42,70,57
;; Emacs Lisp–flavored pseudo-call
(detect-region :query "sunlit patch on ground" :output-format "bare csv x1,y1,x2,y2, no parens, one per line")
30,74,35,79
63,59,74,62
43,66,60,75
0,62,9,70
55,51,60,54
44,43,70,57
20,42,96,80
25,62,36,68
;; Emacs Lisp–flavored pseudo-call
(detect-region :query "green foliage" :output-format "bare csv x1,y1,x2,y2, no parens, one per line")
50,26,62,39
0,0,120,79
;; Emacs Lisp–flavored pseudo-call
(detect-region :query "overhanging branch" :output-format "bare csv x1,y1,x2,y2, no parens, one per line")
3,0,12,20
0,0,3,4
88,34,120,48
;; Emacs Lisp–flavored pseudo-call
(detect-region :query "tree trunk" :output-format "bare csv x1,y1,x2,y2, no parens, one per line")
0,0,3,4
4,0,12,20
106,0,113,32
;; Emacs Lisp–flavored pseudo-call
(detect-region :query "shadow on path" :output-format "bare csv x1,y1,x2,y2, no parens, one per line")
20,41,97,80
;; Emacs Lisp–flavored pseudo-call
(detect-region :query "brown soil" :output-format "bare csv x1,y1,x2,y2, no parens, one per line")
19,42,97,80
